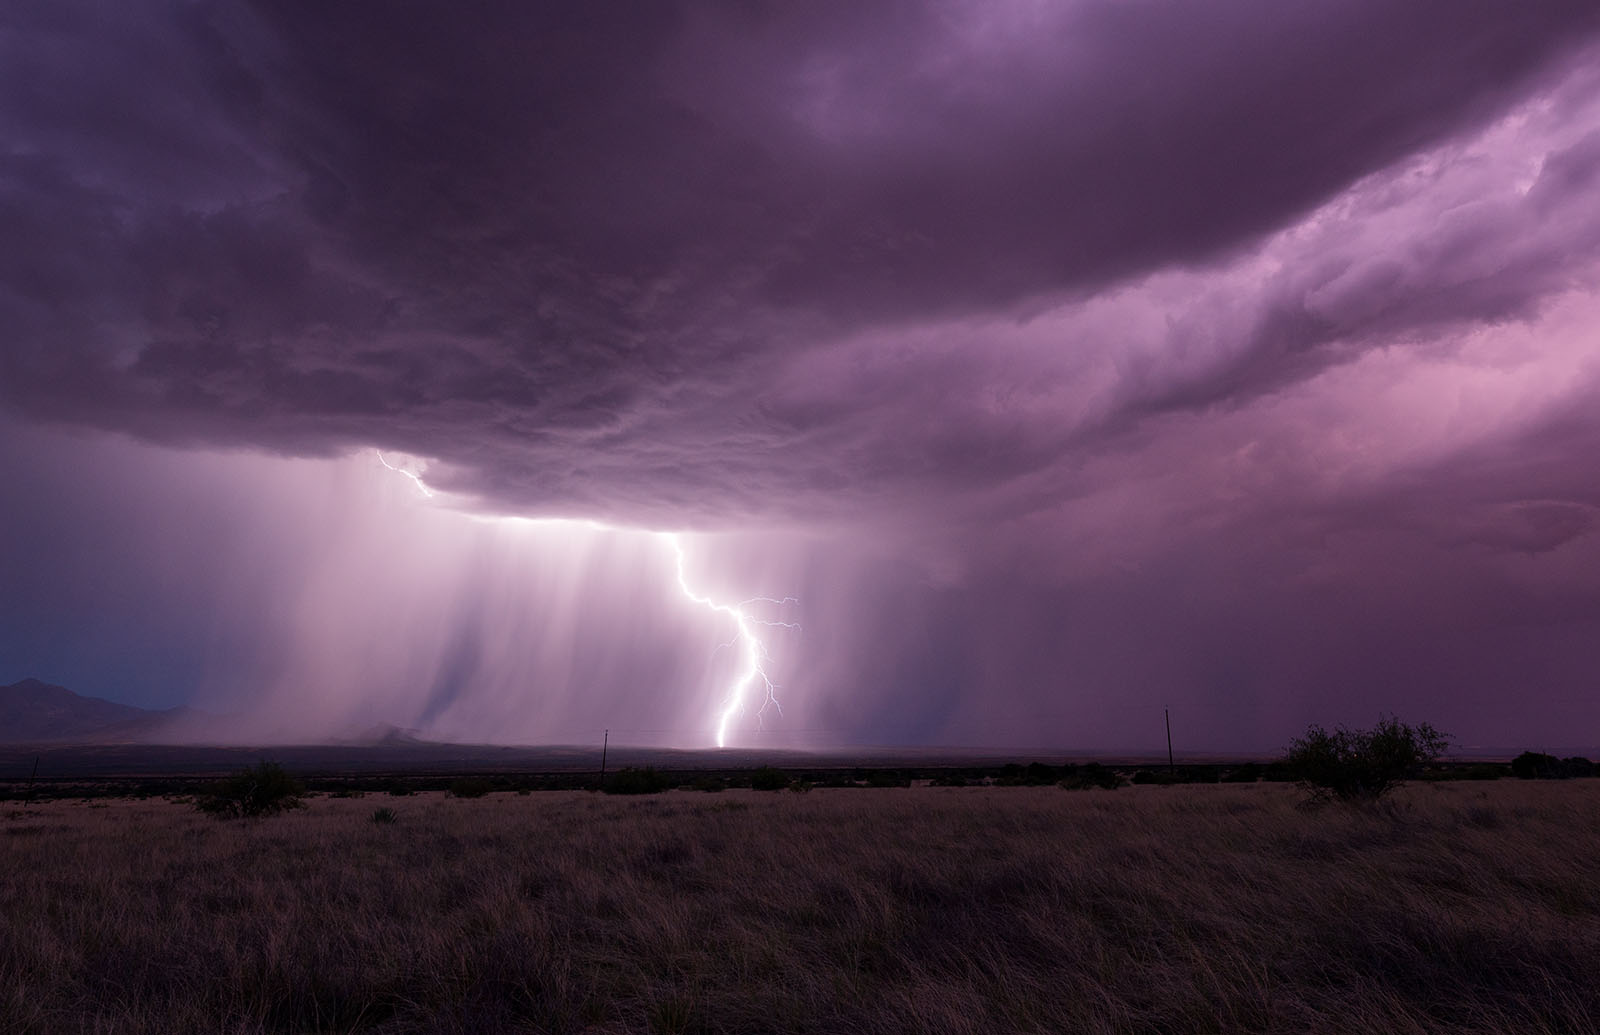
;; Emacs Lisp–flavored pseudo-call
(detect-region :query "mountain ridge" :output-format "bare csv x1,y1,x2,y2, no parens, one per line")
0,678,184,744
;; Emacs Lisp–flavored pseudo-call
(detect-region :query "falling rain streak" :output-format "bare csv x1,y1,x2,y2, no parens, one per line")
373,452,801,747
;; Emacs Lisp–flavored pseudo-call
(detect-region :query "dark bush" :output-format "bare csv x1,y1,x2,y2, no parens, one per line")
1261,761,1297,782
448,777,494,799
1511,751,1561,779
691,775,727,793
1146,766,1221,785
930,772,969,787
603,767,672,795
1024,763,1058,786
196,761,305,819
1560,756,1596,778
370,807,397,825
1060,763,1121,790
1131,769,1168,785
750,766,791,791
386,782,414,797
864,769,912,788
1285,716,1448,804
1222,763,1263,783
996,762,1061,786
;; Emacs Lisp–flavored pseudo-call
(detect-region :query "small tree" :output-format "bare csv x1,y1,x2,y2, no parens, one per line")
1285,716,1448,804
196,761,304,819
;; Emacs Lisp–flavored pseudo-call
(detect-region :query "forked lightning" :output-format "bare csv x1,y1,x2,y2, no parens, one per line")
376,450,797,746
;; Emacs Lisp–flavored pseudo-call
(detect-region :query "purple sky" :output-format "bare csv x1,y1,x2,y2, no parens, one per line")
4,2,1600,752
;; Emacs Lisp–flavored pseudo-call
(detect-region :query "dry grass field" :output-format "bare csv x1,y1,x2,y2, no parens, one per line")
3,781,1598,1034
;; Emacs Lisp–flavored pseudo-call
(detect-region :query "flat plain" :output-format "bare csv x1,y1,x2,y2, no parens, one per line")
3,781,1598,1035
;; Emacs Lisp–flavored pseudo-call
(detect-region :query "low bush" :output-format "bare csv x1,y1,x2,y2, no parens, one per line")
996,763,1059,786
371,807,397,825
1222,763,1263,783
195,762,304,819
1512,752,1596,779
1512,751,1560,779
602,767,672,795
1059,763,1121,790
750,766,791,791
1285,716,1448,804
1561,756,1596,778
448,778,494,799
691,775,727,793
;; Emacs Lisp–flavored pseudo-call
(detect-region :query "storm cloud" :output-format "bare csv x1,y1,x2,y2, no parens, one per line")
3,1,1600,750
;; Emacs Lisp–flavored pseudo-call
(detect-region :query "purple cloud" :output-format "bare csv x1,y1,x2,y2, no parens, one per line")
3,2,1600,749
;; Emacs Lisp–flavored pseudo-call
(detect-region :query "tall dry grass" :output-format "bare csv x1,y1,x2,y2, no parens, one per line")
2,781,1598,1034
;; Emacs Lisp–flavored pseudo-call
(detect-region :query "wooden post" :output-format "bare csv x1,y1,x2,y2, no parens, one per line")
1165,709,1174,775
25,756,39,805
598,729,608,789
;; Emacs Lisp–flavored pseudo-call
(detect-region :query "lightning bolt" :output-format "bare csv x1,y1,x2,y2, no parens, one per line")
659,532,800,748
376,451,434,498
373,449,798,746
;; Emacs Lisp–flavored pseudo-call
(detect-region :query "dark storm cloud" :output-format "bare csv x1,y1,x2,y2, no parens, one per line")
3,0,1599,524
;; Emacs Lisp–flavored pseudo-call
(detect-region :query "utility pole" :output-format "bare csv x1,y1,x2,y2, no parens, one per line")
25,756,39,805
1165,709,1174,775
598,729,608,789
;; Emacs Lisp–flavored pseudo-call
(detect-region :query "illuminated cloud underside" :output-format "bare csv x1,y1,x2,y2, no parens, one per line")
379,451,799,747
2,3,1600,751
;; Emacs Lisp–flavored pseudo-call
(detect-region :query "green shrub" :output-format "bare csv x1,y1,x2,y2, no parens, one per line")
370,807,397,825
1285,717,1448,804
448,777,494,799
196,762,304,819
750,766,791,791
691,775,727,793
603,767,672,795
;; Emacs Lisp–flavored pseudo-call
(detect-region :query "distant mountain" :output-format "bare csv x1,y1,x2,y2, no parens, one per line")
340,722,429,747
0,679,177,743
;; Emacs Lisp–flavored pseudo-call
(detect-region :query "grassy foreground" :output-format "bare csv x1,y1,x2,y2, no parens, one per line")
3,782,1598,1034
